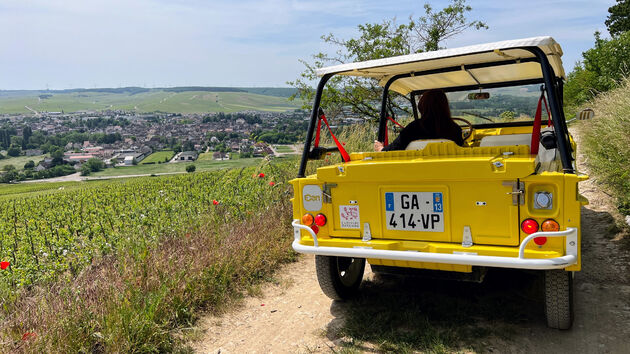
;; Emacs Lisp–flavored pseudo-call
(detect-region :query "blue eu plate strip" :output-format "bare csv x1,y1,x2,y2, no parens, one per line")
385,192,394,211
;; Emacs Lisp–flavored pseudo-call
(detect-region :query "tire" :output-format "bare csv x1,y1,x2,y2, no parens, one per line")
315,256,365,300
544,269,574,329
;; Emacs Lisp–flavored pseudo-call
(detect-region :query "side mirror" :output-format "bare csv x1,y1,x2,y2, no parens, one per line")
577,108,595,120
467,92,490,100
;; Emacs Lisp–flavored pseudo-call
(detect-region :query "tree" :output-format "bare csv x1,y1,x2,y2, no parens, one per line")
606,0,630,37
51,148,65,166
85,158,105,172
23,160,35,169
22,126,32,149
499,111,515,121
186,164,196,173
80,165,92,176
288,0,487,120
7,144,21,157
564,30,630,106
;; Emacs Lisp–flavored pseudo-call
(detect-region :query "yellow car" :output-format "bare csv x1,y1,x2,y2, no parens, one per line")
290,36,587,330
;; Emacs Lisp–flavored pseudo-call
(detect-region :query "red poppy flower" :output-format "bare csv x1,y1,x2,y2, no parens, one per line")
268,181,275,186
21,332,36,341
0,261,9,270
212,200,220,205
258,173,265,178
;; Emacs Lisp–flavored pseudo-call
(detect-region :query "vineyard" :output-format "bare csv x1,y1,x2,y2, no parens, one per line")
0,159,298,351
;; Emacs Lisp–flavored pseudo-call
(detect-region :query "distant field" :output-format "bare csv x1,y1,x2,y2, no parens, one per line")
197,152,215,161
0,89,301,114
0,154,46,171
273,145,294,153
140,150,174,164
91,157,261,177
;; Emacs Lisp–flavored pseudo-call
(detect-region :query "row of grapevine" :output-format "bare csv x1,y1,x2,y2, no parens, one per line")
0,160,295,296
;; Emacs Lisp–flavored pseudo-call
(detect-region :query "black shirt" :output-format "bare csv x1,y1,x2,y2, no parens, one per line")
382,119,464,151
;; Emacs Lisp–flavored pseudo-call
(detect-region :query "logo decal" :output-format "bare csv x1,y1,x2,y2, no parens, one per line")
339,205,360,229
302,185,323,211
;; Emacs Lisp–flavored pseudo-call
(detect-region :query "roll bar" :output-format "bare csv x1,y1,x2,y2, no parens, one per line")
297,48,575,177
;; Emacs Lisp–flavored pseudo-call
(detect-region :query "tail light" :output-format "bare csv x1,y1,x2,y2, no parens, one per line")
534,236,547,246
314,213,327,226
311,225,319,234
541,219,560,232
301,213,314,226
521,219,539,234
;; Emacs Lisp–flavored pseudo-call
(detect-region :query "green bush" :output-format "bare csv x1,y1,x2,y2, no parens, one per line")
565,31,630,107
581,78,630,214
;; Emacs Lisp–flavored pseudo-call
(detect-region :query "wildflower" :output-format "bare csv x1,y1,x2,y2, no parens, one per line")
258,173,265,178
269,181,275,186
0,261,9,270
21,332,36,341
212,200,220,205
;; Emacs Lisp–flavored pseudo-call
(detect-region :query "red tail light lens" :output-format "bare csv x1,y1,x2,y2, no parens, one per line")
521,219,539,234
534,236,547,245
314,214,327,226
311,225,319,234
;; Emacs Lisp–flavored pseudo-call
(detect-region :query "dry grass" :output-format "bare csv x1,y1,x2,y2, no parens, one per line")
0,200,295,352
580,78,630,216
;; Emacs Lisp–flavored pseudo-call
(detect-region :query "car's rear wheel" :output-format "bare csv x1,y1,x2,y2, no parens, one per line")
544,269,574,329
315,256,365,300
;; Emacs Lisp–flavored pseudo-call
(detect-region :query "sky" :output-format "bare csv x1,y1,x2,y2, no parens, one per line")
0,0,616,90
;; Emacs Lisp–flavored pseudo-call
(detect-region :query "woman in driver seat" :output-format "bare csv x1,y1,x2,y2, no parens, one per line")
374,89,463,151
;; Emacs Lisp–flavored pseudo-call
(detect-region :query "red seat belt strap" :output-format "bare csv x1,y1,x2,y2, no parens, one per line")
314,118,322,148
531,93,544,154
319,113,351,162
542,95,552,127
383,116,403,147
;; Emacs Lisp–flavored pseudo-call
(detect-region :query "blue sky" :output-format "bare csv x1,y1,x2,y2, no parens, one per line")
0,0,615,90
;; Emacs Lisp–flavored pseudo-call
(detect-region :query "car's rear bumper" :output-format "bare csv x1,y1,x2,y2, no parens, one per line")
291,220,578,270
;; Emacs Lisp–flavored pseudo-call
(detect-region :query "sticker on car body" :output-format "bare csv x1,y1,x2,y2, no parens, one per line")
385,192,444,232
339,205,360,229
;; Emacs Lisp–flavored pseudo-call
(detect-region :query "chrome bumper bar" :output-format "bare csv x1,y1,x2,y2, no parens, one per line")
291,220,578,270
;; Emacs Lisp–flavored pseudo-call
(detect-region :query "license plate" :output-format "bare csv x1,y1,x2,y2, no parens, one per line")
385,192,444,232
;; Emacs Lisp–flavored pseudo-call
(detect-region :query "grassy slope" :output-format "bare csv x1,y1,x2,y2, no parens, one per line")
0,155,46,171
0,90,300,114
140,150,174,164
580,79,630,214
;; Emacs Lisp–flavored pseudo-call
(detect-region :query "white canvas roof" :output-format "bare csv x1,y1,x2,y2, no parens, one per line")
315,36,565,95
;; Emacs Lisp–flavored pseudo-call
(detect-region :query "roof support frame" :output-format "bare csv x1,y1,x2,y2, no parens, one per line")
298,73,332,178
297,46,573,177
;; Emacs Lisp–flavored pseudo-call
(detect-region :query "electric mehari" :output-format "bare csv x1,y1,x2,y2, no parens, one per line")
290,36,587,330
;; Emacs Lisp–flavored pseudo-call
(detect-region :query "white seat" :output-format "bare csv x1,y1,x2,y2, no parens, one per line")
405,139,452,150
479,130,559,171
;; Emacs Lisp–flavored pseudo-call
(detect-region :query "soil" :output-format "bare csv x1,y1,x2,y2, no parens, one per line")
193,129,630,353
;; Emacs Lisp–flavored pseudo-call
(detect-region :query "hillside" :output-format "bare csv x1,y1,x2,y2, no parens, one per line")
0,87,301,114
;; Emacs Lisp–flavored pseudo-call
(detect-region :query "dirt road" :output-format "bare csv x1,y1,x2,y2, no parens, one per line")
194,132,630,353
